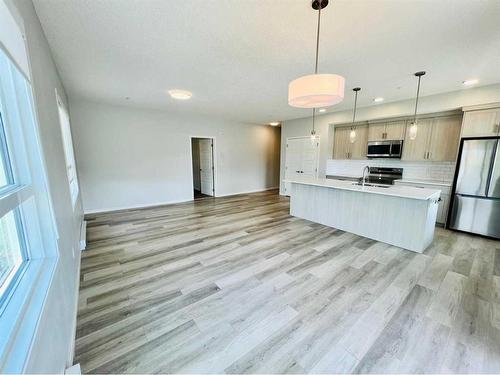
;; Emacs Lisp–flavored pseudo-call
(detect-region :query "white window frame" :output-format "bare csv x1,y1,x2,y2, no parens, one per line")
56,90,79,209
0,42,59,373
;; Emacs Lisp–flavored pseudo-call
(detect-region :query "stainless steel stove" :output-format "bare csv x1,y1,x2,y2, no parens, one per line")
361,167,403,186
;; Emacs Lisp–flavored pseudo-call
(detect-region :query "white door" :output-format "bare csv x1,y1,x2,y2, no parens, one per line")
284,137,319,195
199,139,214,196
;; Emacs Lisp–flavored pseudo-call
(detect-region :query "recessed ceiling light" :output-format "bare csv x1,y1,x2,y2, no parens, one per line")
269,122,280,126
168,89,192,100
319,108,326,113
373,97,384,103
462,79,479,86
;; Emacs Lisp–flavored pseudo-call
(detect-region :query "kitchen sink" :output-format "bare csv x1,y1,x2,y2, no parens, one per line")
352,182,390,188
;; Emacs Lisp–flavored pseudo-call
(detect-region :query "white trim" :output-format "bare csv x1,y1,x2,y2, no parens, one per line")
462,102,500,112
65,363,81,375
66,251,80,368
79,220,86,251
83,187,279,215
215,187,279,198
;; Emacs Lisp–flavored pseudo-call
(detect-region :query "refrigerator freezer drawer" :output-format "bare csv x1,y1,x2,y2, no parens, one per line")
449,195,500,239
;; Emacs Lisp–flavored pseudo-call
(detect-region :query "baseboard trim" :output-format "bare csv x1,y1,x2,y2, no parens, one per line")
79,221,87,251
83,187,279,215
215,186,279,198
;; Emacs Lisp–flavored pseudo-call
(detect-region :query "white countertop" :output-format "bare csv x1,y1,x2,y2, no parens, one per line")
394,178,452,187
285,176,441,200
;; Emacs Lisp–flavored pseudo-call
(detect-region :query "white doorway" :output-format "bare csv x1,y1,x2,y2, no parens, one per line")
284,136,320,195
191,137,215,199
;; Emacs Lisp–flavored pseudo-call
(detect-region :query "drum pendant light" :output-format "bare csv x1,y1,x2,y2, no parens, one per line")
349,87,361,143
409,71,426,140
288,0,345,108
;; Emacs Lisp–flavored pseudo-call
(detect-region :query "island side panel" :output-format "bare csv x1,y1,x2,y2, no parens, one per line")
289,182,438,253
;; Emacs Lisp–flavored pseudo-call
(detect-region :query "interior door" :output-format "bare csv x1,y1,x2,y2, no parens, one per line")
199,138,214,196
284,137,319,195
301,137,320,177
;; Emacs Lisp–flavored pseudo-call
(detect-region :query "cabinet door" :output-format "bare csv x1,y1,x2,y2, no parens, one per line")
349,125,368,159
428,115,462,161
461,109,500,137
402,118,433,161
436,194,450,224
333,127,350,159
384,121,406,140
368,123,386,141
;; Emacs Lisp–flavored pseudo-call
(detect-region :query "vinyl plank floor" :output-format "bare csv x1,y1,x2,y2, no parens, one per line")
75,189,500,373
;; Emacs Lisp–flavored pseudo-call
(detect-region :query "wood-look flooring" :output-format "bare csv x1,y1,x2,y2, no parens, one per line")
76,190,500,374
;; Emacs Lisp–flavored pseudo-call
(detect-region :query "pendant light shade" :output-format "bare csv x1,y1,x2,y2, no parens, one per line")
349,129,357,143
288,0,344,109
288,74,345,108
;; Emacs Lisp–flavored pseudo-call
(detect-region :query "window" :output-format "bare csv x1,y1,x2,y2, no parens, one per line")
0,39,59,371
56,93,79,207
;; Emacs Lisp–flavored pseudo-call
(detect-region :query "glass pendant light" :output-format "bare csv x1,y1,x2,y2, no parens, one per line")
310,109,317,143
409,71,425,140
349,87,361,143
288,0,345,108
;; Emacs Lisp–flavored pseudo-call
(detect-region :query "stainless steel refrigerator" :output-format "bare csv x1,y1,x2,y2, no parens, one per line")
449,137,500,239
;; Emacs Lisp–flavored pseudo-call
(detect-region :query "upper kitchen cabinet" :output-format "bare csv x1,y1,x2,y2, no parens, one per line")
333,124,368,159
428,115,462,161
367,121,405,141
402,114,462,161
333,126,350,159
461,108,500,137
402,118,433,161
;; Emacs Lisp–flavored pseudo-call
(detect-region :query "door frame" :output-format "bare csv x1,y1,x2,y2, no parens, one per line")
189,135,217,200
283,136,320,195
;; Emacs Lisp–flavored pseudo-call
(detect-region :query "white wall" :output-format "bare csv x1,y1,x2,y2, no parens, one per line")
280,84,500,193
10,0,83,372
70,98,281,213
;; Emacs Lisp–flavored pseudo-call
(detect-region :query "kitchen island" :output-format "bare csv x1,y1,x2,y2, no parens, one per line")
285,176,441,253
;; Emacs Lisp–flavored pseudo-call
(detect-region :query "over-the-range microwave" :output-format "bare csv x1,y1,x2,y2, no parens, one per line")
367,140,403,158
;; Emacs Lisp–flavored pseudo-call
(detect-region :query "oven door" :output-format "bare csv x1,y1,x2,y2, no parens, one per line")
367,141,392,158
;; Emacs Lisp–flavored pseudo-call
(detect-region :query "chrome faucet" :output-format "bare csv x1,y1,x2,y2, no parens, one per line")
362,165,370,188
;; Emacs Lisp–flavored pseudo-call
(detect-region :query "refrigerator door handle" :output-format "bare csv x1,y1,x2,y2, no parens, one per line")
485,139,498,197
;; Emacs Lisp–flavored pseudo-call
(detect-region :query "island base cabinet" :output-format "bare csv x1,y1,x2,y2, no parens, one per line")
290,183,438,253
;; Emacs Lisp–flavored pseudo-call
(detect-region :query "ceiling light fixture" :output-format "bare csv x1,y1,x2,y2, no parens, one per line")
319,108,326,113
349,87,361,143
288,0,345,109
168,89,192,100
409,71,426,141
463,79,479,86
269,122,280,126
373,97,384,103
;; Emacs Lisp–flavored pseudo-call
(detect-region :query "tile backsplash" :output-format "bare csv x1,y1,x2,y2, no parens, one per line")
326,159,456,182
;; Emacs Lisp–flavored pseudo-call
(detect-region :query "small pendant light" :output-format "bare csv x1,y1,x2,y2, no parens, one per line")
310,108,317,142
349,87,361,143
409,71,425,140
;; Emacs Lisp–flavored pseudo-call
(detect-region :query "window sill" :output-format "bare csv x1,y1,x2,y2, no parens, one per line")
0,257,57,373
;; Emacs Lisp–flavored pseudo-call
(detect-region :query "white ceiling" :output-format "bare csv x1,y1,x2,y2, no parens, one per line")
32,0,500,124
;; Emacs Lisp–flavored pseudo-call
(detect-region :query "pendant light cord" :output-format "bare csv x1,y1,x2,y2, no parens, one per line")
352,90,359,123
314,4,321,74
311,3,322,136
413,74,422,123
312,108,316,135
